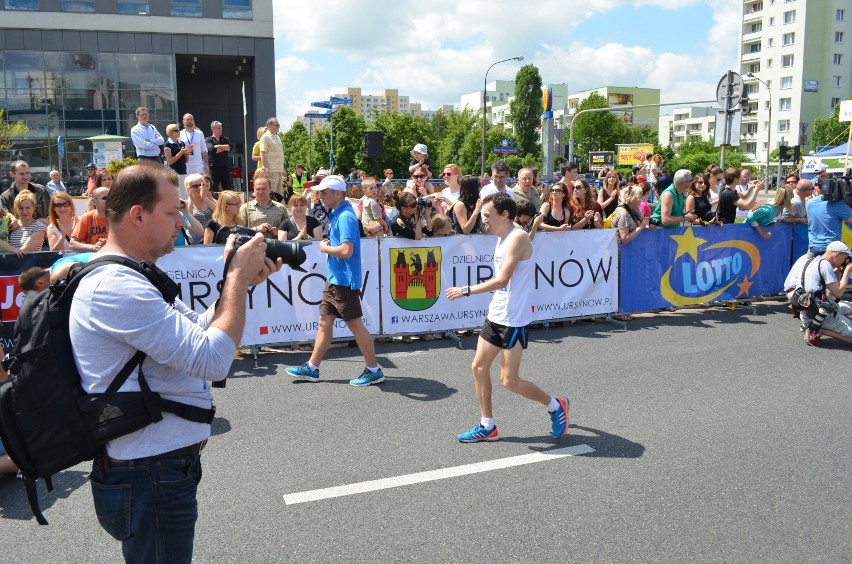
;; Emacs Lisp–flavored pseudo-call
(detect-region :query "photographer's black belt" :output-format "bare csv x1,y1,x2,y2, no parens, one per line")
108,439,207,463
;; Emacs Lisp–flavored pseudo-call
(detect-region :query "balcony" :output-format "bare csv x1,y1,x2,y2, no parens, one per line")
741,51,761,63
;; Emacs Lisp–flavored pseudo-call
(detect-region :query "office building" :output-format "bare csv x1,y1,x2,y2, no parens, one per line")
659,107,716,149
0,0,275,185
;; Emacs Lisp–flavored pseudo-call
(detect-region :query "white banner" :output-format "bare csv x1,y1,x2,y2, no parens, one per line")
156,240,381,346
379,230,619,334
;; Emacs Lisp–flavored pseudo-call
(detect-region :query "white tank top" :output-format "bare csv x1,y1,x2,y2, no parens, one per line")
488,227,534,327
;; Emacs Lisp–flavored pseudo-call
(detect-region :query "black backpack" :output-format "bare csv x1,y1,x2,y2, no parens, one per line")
0,256,215,525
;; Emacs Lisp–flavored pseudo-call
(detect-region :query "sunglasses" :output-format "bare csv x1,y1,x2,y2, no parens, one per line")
552,189,565,194
53,201,71,208
441,172,454,177
413,174,426,179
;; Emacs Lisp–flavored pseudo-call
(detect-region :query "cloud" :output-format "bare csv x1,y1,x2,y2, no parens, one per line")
274,0,741,126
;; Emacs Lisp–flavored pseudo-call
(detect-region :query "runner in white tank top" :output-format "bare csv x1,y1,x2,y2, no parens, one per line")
445,193,571,443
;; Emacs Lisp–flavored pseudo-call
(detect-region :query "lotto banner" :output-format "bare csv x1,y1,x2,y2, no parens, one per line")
619,224,793,313
156,241,381,346
379,231,619,334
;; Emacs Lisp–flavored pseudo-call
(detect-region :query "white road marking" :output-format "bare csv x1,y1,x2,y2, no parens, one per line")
283,444,594,505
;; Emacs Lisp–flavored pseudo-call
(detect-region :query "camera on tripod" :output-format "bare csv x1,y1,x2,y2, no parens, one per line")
822,174,852,207
214,225,310,272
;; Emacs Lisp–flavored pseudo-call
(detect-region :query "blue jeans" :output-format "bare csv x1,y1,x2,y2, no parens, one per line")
90,453,202,564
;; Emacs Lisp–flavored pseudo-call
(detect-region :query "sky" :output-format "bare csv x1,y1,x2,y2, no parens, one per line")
272,0,742,129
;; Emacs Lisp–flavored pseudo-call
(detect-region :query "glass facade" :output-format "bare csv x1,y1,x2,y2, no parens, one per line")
116,1,149,14
0,50,176,180
223,0,252,19
171,0,201,17
4,0,38,9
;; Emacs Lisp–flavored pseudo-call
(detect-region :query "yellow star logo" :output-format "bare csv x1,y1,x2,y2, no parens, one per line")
736,277,753,296
670,226,708,262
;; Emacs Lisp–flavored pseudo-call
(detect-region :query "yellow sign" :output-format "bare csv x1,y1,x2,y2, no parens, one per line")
617,144,653,166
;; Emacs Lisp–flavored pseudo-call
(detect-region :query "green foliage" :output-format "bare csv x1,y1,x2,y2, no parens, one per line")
371,111,433,177
569,92,624,167
106,156,137,177
281,121,311,172
509,64,543,157
667,138,747,174
0,109,30,161
437,108,479,172
812,93,852,150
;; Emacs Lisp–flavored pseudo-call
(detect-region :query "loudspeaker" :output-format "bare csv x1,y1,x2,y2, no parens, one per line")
365,131,384,159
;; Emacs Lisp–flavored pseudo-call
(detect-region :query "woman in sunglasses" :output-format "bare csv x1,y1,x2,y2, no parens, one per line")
46,192,79,251
184,173,217,242
569,179,602,229
536,182,572,232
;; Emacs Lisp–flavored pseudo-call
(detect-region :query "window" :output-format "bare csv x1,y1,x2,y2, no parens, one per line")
780,76,793,89
783,32,795,45
836,32,845,43
750,2,762,13
769,17,774,26
117,0,148,13
4,0,38,8
748,102,759,113
835,54,843,65
746,123,759,134
747,82,760,94
750,22,762,33
223,0,252,19
171,0,201,16
62,0,94,10
778,119,790,133
748,63,760,74
749,43,761,53
838,9,845,21
767,58,773,68
782,54,794,67
783,10,795,24
779,98,791,110
768,38,774,47
831,97,841,109
833,76,842,87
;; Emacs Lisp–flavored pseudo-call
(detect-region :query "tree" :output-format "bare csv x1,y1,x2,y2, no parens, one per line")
437,108,479,173
812,93,852,150
327,106,367,175
372,112,433,178
508,64,543,158
458,122,514,175
281,121,312,174
568,92,623,168
0,110,29,165
668,138,747,175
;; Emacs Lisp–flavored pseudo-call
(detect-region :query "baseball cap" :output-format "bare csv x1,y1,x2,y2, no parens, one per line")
313,175,347,192
410,143,428,157
826,241,852,257
86,162,96,169
314,168,329,177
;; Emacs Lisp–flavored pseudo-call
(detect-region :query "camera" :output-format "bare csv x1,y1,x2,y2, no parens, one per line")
808,298,838,332
416,197,433,210
214,226,310,272
822,175,852,207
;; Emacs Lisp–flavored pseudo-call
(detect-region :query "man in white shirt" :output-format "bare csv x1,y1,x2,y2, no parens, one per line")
46,170,67,196
479,160,514,200
130,106,164,163
180,113,208,176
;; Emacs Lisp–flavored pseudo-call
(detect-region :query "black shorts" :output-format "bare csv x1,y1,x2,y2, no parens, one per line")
479,319,529,350
318,283,363,321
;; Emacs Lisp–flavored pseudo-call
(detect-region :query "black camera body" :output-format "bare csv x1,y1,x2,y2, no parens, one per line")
214,225,310,271
821,175,852,206
416,197,433,210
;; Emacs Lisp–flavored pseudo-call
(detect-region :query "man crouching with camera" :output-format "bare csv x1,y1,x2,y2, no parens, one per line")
785,240,852,346
69,165,280,563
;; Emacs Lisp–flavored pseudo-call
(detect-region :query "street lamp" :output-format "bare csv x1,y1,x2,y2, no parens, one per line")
481,56,523,176
746,71,771,190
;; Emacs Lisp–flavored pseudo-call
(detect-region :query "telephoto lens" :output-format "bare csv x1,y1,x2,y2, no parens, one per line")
214,226,310,271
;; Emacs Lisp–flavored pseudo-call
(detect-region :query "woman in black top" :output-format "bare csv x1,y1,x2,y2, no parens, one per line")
537,182,572,232
449,175,482,234
203,190,242,244
278,194,322,240
685,173,720,225
598,170,620,219
163,123,187,176
391,192,431,239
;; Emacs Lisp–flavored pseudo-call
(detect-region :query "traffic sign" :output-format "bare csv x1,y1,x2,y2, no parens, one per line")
839,99,852,123
57,135,65,158
716,71,743,109
330,96,352,105
311,101,332,109
305,113,331,119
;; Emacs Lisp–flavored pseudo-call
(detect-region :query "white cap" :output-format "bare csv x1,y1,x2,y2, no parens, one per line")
313,175,347,191
315,168,329,177
410,143,428,157
826,241,852,257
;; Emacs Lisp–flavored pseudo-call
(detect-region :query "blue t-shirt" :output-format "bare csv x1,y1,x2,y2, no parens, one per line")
326,200,361,290
806,196,852,251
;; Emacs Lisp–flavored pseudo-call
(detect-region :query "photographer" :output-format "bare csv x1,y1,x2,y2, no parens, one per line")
784,241,852,346
391,191,432,240
70,165,281,563
806,173,852,256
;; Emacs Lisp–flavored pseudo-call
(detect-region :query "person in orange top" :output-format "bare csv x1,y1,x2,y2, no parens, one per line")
71,186,109,251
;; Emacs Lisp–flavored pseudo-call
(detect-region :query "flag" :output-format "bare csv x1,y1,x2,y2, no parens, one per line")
242,81,247,117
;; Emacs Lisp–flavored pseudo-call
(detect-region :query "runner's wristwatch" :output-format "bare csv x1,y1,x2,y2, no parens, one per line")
462,285,470,296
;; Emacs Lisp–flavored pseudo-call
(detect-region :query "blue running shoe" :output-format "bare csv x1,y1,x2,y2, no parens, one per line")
550,397,570,438
349,367,385,387
286,363,320,382
457,424,499,443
